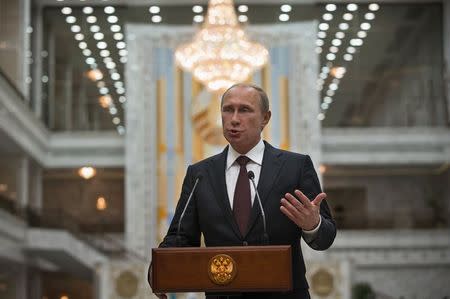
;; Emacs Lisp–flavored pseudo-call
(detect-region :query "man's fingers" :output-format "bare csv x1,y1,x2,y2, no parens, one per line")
294,190,313,207
280,205,298,225
312,192,327,206
281,198,303,217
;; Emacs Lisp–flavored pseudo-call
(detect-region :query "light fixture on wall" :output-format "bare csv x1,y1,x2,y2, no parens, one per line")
96,196,107,211
78,166,96,179
175,0,268,92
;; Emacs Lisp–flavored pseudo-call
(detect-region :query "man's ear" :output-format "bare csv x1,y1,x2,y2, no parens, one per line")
262,111,271,128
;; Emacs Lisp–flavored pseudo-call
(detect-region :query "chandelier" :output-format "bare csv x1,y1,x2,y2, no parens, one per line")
175,0,269,92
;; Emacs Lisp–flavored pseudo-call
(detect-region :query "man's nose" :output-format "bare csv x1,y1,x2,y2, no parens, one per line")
231,111,240,124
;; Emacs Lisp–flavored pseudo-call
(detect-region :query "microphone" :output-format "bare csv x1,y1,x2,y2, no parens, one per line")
247,171,269,245
176,174,202,246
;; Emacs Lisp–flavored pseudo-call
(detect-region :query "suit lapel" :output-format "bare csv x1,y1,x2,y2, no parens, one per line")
206,146,242,239
245,142,285,238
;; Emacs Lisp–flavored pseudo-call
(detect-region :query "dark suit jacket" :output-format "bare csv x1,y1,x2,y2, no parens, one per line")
159,141,336,298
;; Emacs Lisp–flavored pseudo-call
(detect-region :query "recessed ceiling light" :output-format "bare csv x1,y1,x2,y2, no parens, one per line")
113,33,124,40
114,81,123,88
109,107,117,115
325,4,336,12
317,31,326,39
149,6,160,14
279,13,289,22
329,46,339,53
74,33,84,41
357,31,367,38
106,61,116,69
326,89,335,96
317,113,325,121
107,15,118,23
86,57,95,64
61,7,72,15
365,12,375,20
119,96,126,103
97,41,107,49
326,53,336,61
347,46,356,54
152,15,162,23
315,39,324,47
192,5,203,13
94,32,104,40
344,53,353,61
193,15,204,23
368,3,380,11
343,13,353,21
238,15,248,22
65,16,76,24
318,23,329,31
86,16,97,23
335,31,345,39
338,23,349,30
78,42,87,49
117,126,125,135
120,56,128,64
82,49,91,56
90,25,100,32
331,39,342,46
350,38,363,46
324,97,333,104
110,25,121,32
360,22,371,30
347,3,358,11
111,73,120,80
100,87,109,94
104,6,115,14
321,103,329,110
119,49,128,56
280,4,292,12
100,50,111,57
322,13,333,21
113,117,120,125
70,25,81,32
116,41,126,49
238,5,248,13
82,7,93,14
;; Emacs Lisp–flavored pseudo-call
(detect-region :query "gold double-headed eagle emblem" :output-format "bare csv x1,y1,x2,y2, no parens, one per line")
208,254,237,285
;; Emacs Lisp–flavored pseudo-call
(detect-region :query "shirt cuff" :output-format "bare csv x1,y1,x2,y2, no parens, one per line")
302,216,322,235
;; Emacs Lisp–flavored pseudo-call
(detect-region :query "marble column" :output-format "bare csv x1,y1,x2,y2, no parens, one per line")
16,156,30,213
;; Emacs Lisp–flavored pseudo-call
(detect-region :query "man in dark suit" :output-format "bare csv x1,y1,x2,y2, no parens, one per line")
152,83,336,299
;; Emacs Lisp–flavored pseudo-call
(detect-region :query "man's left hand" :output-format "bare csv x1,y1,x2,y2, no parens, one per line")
280,190,326,231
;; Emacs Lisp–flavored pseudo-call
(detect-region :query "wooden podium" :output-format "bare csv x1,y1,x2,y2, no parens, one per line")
151,245,292,293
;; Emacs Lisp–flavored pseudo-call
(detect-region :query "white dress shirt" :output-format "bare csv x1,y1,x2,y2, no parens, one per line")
226,139,265,208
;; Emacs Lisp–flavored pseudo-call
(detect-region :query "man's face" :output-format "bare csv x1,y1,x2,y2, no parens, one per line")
221,86,271,154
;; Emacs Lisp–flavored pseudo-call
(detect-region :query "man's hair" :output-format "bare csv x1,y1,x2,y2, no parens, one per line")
220,83,270,113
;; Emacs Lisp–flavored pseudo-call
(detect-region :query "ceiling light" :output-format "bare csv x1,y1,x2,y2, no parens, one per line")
65,16,76,23
347,46,356,53
113,117,120,125
109,107,117,115
107,15,118,23
321,102,329,110
96,196,107,211
331,39,342,46
343,13,353,21
94,32,104,40
335,32,345,39
82,7,93,14
111,73,120,80
357,31,367,38
82,49,91,56
326,89,335,96
116,41,126,49
152,15,162,23
193,15,204,23
104,6,115,14
42,75,49,83
322,66,330,73
97,41,107,49
99,87,109,94
87,16,97,23
74,33,84,41
120,56,128,63
317,113,325,121
110,25,120,32
119,49,128,56
324,97,332,104
322,13,333,21
78,167,96,179
361,22,371,30
329,46,339,53
149,6,160,14
350,38,363,46
238,15,248,22
325,4,336,12
106,61,116,69
279,14,289,22
315,47,322,54
331,66,346,78
329,83,338,91
347,3,358,11
280,4,292,13
86,57,96,65
61,7,72,15
238,5,248,13
365,12,375,20
316,39,324,47
117,126,125,135
318,23,329,31
326,53,336,61
339,23,349,30
344,53,353,61
319,73,328,79
100,50,110,57
90,25,100,33
114,81,123,88
368,3,380,11
78,41,87,49
119,96,126,103
192,5,203,13
70,25,81,32
113,32,124,40
103,57,113,63
116,88,125,94
317,31,326,39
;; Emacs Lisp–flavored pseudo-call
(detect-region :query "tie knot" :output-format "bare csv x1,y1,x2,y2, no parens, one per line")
236,156,250,166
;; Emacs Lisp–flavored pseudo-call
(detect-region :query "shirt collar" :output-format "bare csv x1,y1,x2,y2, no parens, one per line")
226,139,265,170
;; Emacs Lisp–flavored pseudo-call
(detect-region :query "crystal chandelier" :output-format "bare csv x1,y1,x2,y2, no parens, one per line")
175,0,269,92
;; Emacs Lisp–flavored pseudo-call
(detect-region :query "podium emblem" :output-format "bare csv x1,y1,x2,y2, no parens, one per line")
208,254,237,285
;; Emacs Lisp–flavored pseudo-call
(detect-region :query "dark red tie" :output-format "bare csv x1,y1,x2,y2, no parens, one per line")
233,156,251,235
